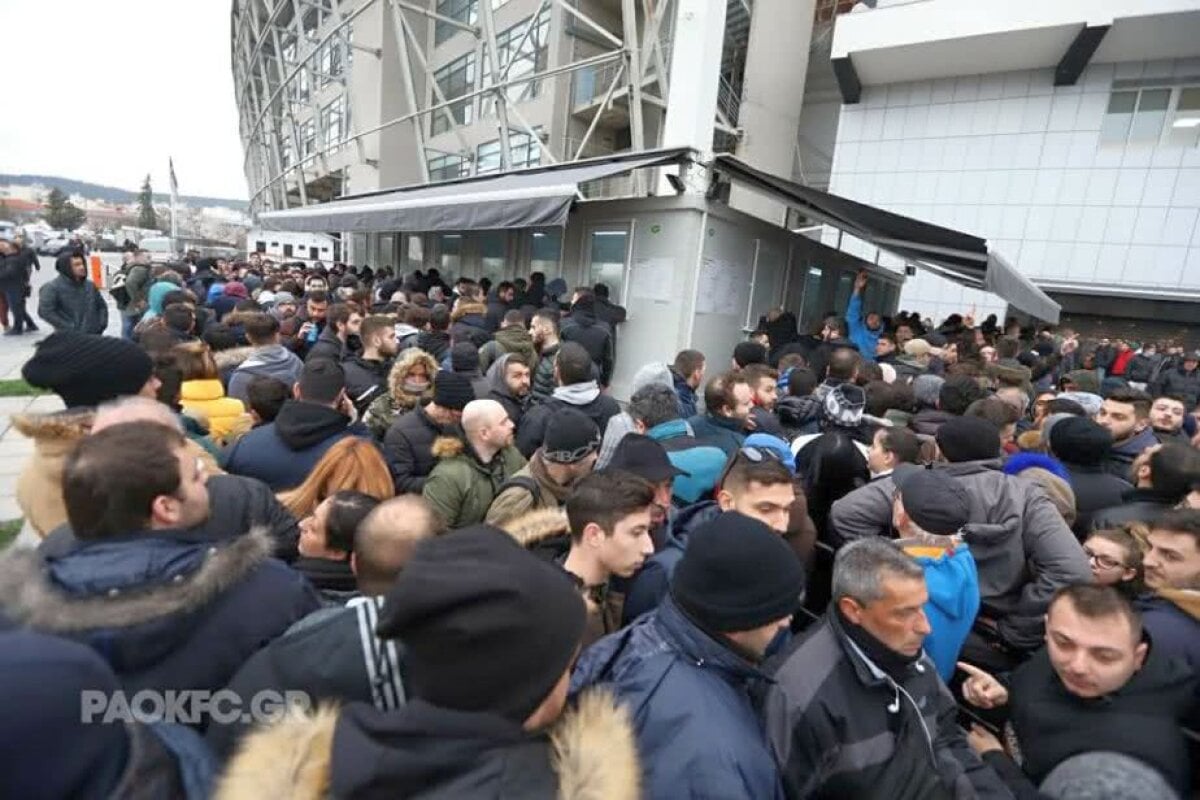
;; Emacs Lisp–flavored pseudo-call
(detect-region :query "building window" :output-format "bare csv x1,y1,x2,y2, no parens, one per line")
428,153,469,181
321,97,345,153
281,136,294,168
300,119,316,157
283,244,294,257
481,7,551,117
435,0,511,44
431,53,476,136
475,128,542,174
1100,86,1198,146
255,241,266,252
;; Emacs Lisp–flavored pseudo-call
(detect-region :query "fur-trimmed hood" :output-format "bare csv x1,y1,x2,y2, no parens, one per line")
0,528,275,666
431,434,467,460
214,346,257,371
501,507,569,550
215,690,639,800
387,347,438,407
11,408,93,452
450,301,488,323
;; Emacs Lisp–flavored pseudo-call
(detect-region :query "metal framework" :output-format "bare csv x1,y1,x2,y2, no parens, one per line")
232,0,752,215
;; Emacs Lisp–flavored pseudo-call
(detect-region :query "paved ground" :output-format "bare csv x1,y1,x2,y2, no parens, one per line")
0,255,122,548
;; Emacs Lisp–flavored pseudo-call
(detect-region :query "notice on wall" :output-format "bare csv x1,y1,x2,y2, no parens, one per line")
695,257,746,316
630,256,675,302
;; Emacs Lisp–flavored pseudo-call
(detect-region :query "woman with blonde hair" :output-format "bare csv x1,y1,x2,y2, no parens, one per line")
174,340,250,444
278,436,395,519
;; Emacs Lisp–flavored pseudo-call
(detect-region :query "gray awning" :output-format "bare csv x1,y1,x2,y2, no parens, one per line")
259,148,692,234
713,155,1061,323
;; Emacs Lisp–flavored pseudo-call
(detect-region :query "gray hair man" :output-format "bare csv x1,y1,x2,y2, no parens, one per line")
766,538,1009,799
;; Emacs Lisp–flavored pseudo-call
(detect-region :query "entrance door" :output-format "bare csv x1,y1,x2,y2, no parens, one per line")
584,225,632,303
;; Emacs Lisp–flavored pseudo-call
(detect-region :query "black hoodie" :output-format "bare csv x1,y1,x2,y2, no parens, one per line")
331,700,560,799
560,302,615,386
222,400,370,491
37,254,108,334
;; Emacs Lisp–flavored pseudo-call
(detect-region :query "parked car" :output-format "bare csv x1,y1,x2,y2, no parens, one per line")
38,236,70,256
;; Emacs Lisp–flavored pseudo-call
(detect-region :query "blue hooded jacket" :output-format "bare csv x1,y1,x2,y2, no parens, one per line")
903,543,980,682
846,292,881,363
141,280,179,322
571,597,785,800
646,419,727,506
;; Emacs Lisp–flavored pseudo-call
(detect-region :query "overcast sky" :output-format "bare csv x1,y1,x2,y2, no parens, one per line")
0,0,247,201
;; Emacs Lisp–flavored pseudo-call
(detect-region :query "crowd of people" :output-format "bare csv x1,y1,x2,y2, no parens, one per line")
0,248,1197,799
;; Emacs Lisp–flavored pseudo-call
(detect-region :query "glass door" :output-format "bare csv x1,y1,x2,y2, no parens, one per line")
584,226,632,303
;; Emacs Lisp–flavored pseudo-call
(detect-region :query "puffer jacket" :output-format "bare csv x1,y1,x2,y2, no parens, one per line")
448,302,492,349
364,349,438,439
777,395,823,440
531,341,559,404
421,436,526,529
180,379,250,443
0,528,319,697
342,356,392,415
1124,352,1161,383
37,254,109,333
572,596,786,800
767,610,1012,800
829,459,1090,652
560,308,615,387
1152,364,1200,409
383,405,454,494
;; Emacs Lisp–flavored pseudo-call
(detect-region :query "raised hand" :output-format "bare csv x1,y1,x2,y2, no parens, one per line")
957,661,1009,709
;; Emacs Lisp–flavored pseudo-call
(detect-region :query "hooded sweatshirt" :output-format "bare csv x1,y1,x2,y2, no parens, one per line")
901,542,979,682
515,381,621,458
484,353,530,425
37,255,108,334
227,345,305,403
141,280,179,321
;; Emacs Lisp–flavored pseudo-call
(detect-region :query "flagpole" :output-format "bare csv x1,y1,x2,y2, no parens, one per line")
169,158,178,244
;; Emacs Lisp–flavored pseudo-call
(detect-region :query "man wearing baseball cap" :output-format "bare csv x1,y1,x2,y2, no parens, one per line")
891,464,980,681
486,408,600,526
605,433,689,543
572,512,804,799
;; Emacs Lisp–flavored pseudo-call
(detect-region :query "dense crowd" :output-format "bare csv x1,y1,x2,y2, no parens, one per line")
0,248,1197,800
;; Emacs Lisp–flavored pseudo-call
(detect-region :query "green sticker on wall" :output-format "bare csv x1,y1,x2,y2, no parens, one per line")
650,224,661,234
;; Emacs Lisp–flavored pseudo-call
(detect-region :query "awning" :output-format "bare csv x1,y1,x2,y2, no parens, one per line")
259,147,692,234
713,155,1061,323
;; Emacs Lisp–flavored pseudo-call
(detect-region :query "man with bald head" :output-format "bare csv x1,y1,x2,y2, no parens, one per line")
38,396,300,562
209,494,445,759
423,398,526,528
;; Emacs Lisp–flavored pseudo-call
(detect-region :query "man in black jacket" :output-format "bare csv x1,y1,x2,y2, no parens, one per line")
560,289,615,387
517,342,620,458
1151,350,1200,410
7,234,41,333
342,315,397,414
768,538,1011,800
37,251,108,334
959,585,1195,798
1091,442,1200,530
383,370,472,493
0,238,35,335
1097,388,1160,478
485,281,516,332
207,494,444,759
1047,416,1132,536
305,302,361,365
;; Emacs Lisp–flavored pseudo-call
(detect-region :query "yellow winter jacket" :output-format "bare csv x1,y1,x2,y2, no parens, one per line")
181,379,250,443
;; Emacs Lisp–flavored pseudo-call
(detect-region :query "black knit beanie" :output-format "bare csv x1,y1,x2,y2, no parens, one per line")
376,526,585,724
432,370,475,411
936,416,1001,463
450,342,480,373
671,512,805,633
1049,416,1112,466
22,333,154,409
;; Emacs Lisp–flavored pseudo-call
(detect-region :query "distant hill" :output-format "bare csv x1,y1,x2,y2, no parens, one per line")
0,174,248,210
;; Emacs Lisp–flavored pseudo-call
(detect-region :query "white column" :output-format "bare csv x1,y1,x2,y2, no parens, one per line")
658,0,727,194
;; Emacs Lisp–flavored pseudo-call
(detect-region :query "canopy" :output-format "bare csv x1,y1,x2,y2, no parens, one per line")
259,148,692,234
713,155,1061,322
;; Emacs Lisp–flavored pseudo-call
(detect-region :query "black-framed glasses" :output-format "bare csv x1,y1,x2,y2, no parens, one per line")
1083,547,1124,571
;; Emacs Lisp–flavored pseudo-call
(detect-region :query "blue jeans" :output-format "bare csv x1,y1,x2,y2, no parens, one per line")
122,315,139,340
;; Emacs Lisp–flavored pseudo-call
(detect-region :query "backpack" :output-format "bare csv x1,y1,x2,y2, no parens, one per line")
109,269,131,309
497,475,544,508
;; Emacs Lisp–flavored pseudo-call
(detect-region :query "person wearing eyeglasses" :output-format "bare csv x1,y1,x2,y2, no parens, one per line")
1082,526,1145,593
621,446,796,625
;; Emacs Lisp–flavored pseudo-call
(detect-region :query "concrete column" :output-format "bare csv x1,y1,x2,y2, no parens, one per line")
658,0,727,194
729,0,815,224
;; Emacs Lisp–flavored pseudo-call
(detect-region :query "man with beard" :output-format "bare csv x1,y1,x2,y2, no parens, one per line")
343,315,398,414
530,310,562,404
